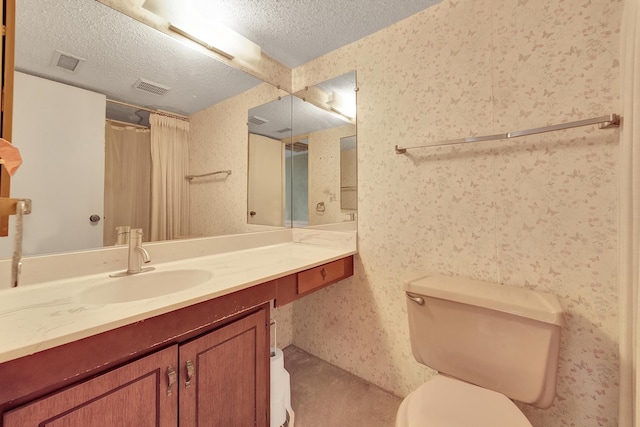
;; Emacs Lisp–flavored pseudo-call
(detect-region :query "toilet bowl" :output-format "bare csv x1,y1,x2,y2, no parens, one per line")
395,375,532,427
397,275,565,426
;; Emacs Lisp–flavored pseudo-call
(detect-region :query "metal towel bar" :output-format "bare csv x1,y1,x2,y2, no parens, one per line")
185,170,232,181
395,113,620,154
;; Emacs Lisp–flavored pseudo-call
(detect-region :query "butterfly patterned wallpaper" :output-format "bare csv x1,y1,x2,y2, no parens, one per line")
189,83,287,237
289,0,622,425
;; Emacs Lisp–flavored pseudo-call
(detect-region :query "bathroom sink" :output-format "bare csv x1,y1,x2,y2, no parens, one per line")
76,269,213,305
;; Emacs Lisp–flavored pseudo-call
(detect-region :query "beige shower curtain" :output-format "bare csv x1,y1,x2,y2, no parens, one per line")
103,123,151,246
150,113,190,241
619,0,640,425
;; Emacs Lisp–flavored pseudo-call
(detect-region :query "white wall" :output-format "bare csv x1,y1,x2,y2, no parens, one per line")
0,73,106,257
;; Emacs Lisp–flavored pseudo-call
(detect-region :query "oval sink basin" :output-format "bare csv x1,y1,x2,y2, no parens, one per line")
76,269,212,305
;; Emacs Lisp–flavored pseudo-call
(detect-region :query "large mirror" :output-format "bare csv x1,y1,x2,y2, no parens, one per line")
246,71,357,228
246,96,293,227
0,0,290,257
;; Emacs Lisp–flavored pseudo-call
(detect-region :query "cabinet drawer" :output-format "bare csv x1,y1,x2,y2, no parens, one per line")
298,258,347,294
274,256,354,307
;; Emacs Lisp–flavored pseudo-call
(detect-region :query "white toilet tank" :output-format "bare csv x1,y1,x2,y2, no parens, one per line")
404,276,565,408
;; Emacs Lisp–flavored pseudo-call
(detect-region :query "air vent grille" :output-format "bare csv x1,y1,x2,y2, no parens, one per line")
285,141,309,152
133,78,171,96
277,127,293,134
248,115,268,126
51,51,85,73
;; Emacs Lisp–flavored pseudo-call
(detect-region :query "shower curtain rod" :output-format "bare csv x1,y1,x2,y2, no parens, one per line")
106,99,189,121
106,118,150,129
395,113,620,154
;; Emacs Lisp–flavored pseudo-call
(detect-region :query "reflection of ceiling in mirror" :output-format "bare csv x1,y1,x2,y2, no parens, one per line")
250,71,357,140
248,96,350,140
341,136,357,151
18,0,438,125
15,0,263,119
316,72,357,114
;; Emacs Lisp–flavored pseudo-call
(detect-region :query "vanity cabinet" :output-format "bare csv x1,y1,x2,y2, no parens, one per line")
0,256,353,426
3,346,179,426
2,308,268,427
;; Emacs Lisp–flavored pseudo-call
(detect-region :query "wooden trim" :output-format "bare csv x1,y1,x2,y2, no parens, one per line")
0,197,23,216
274,274,298,307
0,0,15,236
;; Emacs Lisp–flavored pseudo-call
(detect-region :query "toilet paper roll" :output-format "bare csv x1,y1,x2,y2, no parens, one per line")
271,347,284,372
283,369,291,412
271,398,287,427
271,348,286,400
270,347,288,427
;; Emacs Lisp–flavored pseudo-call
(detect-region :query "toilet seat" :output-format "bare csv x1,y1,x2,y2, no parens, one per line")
395,375,533,427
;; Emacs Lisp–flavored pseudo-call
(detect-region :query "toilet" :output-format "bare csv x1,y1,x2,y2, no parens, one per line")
396,275,566,427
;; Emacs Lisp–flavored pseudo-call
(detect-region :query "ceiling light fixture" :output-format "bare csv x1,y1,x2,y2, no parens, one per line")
142,0,261,63
327,91,356,120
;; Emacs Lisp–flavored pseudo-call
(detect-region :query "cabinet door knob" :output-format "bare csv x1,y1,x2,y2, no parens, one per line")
320,267,327,280
167,365,177,396
185,360,195,388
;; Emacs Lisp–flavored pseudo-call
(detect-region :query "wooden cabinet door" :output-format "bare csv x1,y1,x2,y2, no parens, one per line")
179,308,269,427
3,345,179,427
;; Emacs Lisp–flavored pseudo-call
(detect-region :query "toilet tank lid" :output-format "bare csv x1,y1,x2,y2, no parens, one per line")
404,276,566,326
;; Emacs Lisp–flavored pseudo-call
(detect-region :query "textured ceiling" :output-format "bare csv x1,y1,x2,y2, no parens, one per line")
189,0,442,68
15,0,263,122
15,0,441,123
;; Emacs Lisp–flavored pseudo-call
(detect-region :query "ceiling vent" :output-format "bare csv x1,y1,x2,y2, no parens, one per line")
277,127,293,134
51,50,85,73
248,115,268,126
287,141,309,152
133,78,171,96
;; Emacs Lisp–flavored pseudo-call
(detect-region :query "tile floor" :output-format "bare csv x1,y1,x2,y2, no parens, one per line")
283,346,402,427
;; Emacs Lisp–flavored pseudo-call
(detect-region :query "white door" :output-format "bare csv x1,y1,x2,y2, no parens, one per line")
247,133,283,226
0,72,106,257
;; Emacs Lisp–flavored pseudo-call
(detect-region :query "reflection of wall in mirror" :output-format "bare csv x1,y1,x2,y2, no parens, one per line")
340,147,357,210
287,150,308,226
0,72,106,258
248,133,284,226
307,123,356,225
189,82,286,237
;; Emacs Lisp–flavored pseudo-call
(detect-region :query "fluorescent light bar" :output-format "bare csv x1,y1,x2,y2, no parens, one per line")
143,0,261,63
327,91,356,120
169,23,234,60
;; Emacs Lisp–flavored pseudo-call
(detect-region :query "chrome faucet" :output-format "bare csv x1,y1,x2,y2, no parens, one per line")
111,228,153,277
127,228,152,274
11,199,32,288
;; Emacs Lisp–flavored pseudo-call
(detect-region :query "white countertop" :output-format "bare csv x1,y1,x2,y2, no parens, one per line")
0,240,356,364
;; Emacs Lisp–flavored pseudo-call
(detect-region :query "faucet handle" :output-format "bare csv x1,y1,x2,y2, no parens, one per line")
115,226,130,245
131,228,144,239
